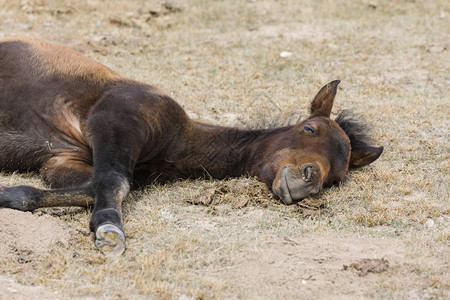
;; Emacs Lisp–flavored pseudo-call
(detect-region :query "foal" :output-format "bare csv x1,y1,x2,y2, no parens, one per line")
0,37,383,256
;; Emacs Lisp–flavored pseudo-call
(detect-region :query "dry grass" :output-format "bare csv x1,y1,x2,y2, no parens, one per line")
0,0,449,299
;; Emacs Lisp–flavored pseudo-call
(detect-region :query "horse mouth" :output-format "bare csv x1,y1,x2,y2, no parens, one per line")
275,164,321,205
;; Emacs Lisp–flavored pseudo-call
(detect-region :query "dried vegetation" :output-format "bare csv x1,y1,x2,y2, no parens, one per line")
0,0,448,299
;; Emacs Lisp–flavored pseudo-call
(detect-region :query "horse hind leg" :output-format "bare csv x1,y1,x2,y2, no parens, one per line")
0,184,94,211
0,185,45,211
0,153,95,211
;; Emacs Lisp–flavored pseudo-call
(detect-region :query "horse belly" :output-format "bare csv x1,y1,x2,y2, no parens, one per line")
0,129,50,172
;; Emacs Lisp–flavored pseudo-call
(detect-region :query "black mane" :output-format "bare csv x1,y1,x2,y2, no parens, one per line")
335,110,373,151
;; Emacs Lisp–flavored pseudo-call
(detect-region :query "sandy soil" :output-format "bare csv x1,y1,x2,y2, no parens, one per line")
0,207,404,299
0,277,60,300
0,209,69,259
0,209,68,300
1,203,447,299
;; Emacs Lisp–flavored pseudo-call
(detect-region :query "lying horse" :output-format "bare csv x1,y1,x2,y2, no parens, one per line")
0,37,383,256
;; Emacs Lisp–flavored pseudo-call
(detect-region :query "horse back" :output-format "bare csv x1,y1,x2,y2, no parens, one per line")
0,37,185,174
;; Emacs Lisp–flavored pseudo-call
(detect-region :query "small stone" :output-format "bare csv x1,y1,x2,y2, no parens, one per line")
280,51,292,58
301,279,307,284
425,219,435,228
178,295,195,300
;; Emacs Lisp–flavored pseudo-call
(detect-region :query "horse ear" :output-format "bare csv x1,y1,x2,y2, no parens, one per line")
310,80,340,118
349,145,383,169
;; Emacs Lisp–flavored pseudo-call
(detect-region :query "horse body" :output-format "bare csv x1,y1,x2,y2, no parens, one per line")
0,37,383,256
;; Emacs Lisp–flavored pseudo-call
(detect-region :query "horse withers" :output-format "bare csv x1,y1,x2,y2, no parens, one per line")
0,37,383,256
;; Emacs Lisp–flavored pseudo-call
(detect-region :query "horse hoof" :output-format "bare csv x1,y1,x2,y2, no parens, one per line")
95,224,126,257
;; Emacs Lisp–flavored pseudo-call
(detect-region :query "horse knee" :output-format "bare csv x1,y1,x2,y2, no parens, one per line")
92,172,130,209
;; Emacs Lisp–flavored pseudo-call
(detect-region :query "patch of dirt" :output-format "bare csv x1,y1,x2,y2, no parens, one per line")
0,209,72,298
0,209,70,259
185,178,275,208
0,276,61,300
344,258,389,276
108,1,183,31
217,233,404,299
249,23,332,44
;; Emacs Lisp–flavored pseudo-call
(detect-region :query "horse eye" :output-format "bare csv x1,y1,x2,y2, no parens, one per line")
302,125,316,134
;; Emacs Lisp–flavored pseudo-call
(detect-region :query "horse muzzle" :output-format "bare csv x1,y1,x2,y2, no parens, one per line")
272,163,322,205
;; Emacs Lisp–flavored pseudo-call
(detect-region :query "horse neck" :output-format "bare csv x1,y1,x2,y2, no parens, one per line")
175,120,290,179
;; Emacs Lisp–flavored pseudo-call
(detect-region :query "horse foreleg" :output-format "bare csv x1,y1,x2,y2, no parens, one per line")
86,101,148,258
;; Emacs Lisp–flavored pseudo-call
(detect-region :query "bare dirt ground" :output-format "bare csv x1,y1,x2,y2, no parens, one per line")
0,0,449,299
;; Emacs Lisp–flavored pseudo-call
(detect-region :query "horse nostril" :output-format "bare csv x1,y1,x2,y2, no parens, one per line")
300,164,316,182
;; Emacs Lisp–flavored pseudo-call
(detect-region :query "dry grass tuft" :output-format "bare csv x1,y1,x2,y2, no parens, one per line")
184,177,276,208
